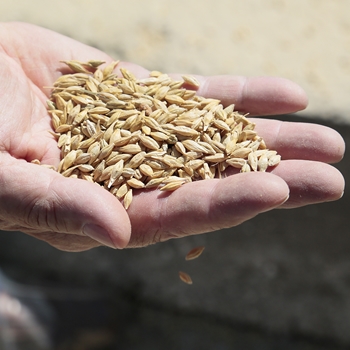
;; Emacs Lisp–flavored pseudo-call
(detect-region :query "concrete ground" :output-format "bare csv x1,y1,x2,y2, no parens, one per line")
0,1,349,349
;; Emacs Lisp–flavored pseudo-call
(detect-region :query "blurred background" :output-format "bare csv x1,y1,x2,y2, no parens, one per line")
0,0,349,349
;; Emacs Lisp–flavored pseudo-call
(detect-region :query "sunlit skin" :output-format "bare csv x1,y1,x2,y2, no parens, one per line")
0,22,345,251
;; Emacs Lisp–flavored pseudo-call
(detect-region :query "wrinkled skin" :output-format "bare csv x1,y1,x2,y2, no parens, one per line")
0,22,345,251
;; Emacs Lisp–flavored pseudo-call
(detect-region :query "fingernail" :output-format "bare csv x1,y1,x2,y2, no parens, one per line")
83,224,117,249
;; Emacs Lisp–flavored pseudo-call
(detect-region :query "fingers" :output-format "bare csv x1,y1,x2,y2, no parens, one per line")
0,155,131,250
200,76,309,115
253,119,345,164
126,158,345,247
25,231,102,252
126,172,289,247
270,160,345,208
169,74,308,116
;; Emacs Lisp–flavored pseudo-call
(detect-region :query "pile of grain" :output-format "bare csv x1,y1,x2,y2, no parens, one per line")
46,60,280,209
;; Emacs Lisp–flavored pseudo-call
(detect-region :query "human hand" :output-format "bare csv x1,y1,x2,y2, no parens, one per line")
0,22,344,251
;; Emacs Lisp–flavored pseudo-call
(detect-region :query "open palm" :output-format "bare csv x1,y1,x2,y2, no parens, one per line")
0,22,344,251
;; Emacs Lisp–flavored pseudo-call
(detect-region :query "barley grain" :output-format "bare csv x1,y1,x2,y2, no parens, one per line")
116,183,129,199
268,154,281,167
179,271,193,285
47,60,281,210
123,188,133,210
159,181,186,191
127,178,146,189
182,75,200,88
185,246,205,260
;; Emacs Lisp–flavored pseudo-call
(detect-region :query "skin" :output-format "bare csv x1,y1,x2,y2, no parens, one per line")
0,22,345,251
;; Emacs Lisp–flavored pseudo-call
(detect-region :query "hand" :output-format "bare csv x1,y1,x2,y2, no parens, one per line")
0,22,344,251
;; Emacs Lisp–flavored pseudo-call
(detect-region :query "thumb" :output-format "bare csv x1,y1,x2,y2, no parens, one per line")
0,155,131,249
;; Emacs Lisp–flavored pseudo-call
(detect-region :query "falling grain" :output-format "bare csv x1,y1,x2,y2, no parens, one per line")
179,271,193,285
185,246,205,261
